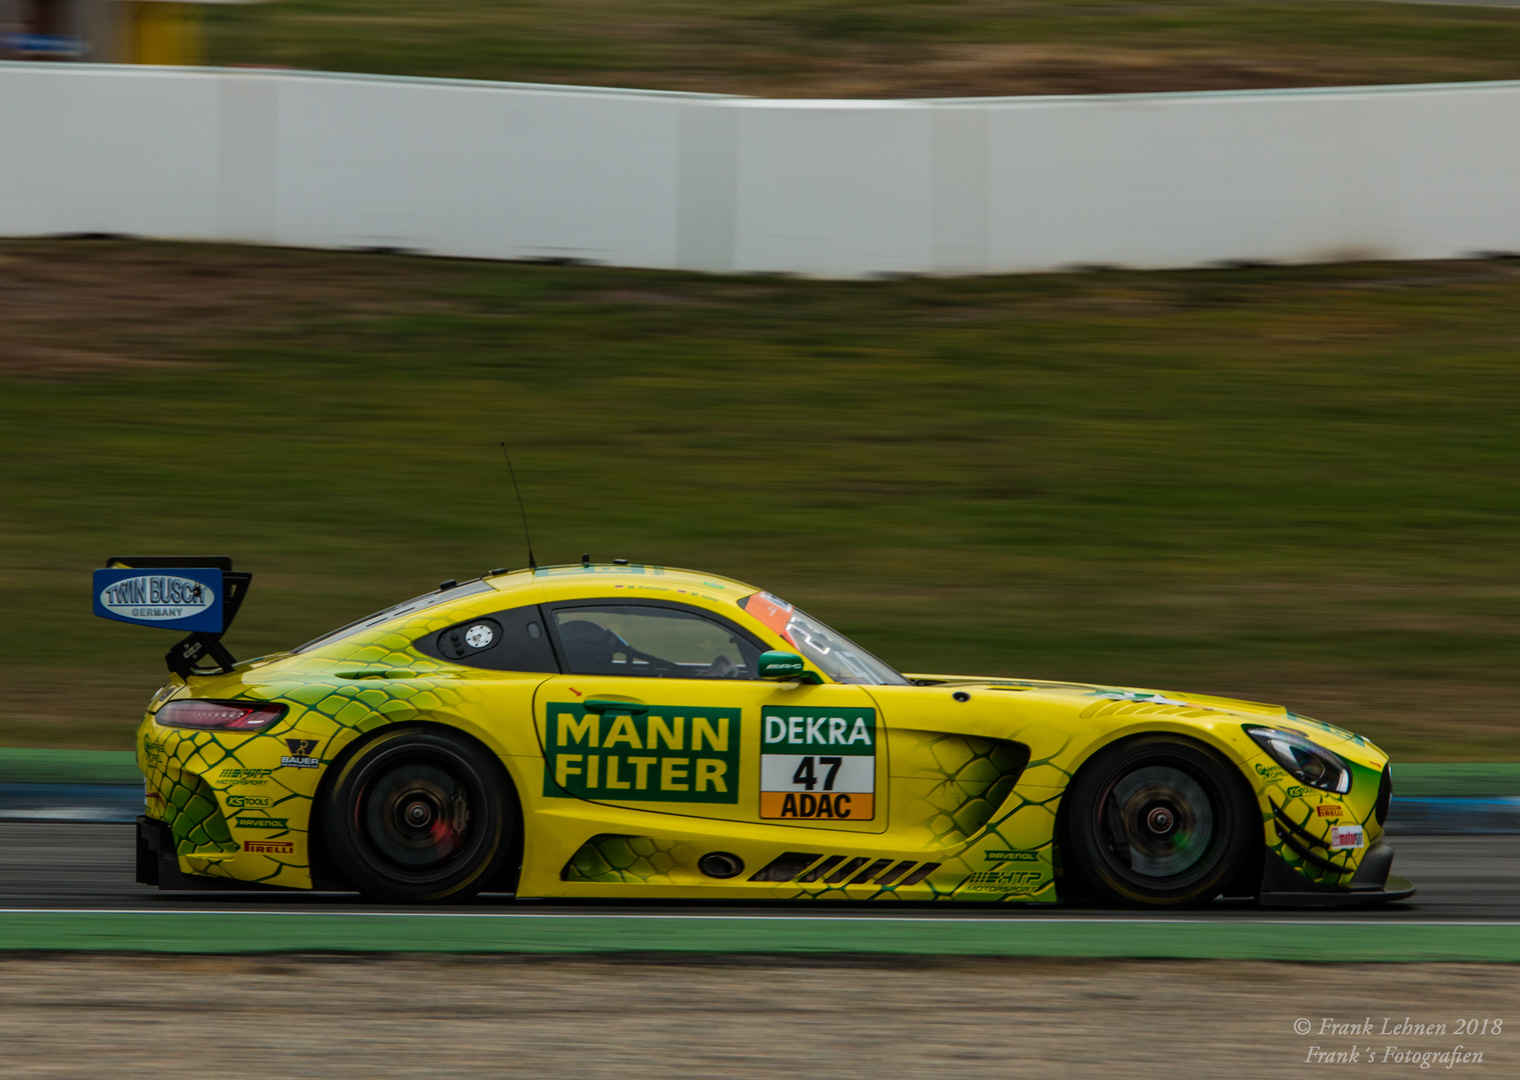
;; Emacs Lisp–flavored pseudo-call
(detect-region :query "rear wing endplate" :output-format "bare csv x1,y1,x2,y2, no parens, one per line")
94,556,252,678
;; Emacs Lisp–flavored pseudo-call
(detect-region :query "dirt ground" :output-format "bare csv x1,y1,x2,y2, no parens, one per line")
1,954,1517,1077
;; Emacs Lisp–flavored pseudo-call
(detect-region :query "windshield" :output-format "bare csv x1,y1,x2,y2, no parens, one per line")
738,591,907,685
292,579,495,654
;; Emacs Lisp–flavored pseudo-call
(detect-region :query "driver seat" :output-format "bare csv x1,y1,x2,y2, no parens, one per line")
557,619,625,673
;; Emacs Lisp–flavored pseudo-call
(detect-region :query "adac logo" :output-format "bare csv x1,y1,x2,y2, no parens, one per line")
98,574,214,620
280,738,321,769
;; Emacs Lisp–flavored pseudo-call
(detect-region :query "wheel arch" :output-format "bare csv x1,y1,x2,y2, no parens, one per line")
308,718,525,894
1052,727,1265,903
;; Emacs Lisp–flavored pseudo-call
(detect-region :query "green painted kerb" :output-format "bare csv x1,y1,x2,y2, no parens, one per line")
0,749,140,785
4,913,1520,961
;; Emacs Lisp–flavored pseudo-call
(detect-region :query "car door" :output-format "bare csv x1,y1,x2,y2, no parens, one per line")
531,599,886,834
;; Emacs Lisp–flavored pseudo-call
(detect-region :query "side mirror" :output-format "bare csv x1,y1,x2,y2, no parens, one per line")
757,650,822,684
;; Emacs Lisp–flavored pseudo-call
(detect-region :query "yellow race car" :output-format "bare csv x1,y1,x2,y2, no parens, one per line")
120,559,1413,908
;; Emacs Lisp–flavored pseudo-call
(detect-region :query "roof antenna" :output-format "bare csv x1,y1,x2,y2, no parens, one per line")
499,442,537,571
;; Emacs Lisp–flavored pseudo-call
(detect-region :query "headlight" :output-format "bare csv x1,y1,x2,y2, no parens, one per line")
1245,726,1352,793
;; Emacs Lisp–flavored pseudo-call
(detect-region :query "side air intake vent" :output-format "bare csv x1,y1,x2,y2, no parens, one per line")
749,852,938,888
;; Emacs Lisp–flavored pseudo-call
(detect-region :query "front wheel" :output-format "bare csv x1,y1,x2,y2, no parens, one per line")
1063,735,1256,907
322,727,514,903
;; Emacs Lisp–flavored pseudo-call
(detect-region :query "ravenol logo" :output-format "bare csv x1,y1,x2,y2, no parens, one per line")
985,850,1040,863
234,817,288,830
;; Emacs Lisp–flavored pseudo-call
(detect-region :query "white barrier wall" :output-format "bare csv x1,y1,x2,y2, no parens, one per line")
2,63,1518,277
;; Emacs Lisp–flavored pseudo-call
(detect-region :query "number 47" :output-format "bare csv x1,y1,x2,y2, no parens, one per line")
792,756,842,791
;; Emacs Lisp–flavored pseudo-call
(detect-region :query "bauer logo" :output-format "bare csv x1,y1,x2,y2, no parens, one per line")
281,738,321,769
93,567,223,633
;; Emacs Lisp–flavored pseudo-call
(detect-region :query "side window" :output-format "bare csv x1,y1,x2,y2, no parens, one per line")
548,604,761,679
415,604,560,673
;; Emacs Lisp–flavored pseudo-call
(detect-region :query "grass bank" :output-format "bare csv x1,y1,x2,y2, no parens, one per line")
202,0,1520,98
1,240,1516,757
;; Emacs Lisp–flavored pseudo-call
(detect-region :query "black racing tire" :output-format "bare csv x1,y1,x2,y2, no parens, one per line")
322,726,515,904
1063,735,1257,908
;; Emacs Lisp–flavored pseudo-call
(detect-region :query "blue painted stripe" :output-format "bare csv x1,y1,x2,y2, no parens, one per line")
1386,796,1520,835
0,783,142,823
2,784,1518,834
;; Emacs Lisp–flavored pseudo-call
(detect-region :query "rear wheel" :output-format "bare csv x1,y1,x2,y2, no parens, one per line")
1064,735,1256,907
323,727,514,903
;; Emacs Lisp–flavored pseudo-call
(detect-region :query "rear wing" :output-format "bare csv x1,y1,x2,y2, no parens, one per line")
93,556,252,677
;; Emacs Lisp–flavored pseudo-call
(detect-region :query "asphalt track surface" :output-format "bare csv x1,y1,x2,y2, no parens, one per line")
2,823,1517,922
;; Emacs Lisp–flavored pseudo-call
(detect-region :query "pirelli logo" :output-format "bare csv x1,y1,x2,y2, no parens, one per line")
1316,804,1344,818
760,708,876,820
243,840,294,854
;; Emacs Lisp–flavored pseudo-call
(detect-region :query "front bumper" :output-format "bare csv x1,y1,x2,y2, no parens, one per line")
1258,840,1417,908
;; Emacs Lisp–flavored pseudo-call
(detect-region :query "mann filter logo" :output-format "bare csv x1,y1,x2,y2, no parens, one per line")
760,708,875,820
243,840,294,854
543,703,740,804
92,567,223,633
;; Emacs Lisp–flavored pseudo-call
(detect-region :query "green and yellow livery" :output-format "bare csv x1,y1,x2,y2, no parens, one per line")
119,560,1413,907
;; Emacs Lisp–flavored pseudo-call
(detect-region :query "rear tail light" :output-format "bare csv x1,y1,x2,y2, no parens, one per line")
155,699,287,731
